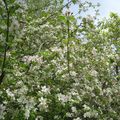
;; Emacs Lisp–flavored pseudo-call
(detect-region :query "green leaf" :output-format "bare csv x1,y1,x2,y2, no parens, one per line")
58,15,66,22
72,0,77,4
69,16,76,22
9,0,15,4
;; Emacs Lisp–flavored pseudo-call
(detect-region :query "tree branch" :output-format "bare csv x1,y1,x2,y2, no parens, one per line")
0,0,9,84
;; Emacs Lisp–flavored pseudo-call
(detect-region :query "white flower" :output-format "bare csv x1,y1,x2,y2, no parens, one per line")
73,117,81,120
19,85,28,94
54,115,59,119
22,55,43,63
100,28,109,34
51,47,62,52
17,96,27,103
70,71,77,76
41,86,50,94
26,98,36,109
16,81,23,86
25,109,30,120
90,69,98,77
57,93,71,104
86,15,94,21
9,18,20,32
84,112,91,118
15,71,23,76
35,116,43,120
38,97,48,111
83,104,90,111
84,110,98,118
71,106,77,113
70,89,79,96
6,52,11,57
6,89,15,100
92,47,97,55
66,112,73,117
0,104,6,119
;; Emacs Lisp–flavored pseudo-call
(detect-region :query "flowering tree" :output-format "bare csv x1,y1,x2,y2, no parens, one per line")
0,0,120,120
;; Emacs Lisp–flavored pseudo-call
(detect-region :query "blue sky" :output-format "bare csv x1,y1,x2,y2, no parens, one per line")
96,0,120,18
64,0,120,19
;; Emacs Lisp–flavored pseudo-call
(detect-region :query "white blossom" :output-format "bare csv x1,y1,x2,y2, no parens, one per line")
66,112,73,117
83,104,90,111
22,55,43,63
71,106,77,113
38,97,48,111
90,69,98,77
35,116,43,120
73,117,82,120
84,112,91,118
0,104,6,120
51,47,62,52
25,109,30,120
70,71,77,77
57,93,71,104
41,86,50,94
92,47,97,56
6,89,15,100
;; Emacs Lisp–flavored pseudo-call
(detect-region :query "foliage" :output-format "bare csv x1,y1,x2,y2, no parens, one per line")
0,0,120,120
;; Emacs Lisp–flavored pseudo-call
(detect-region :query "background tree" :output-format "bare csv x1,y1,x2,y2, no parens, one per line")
0,0,120,120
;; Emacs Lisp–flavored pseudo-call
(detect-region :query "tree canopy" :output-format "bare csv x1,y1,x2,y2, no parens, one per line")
0,0,120,120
